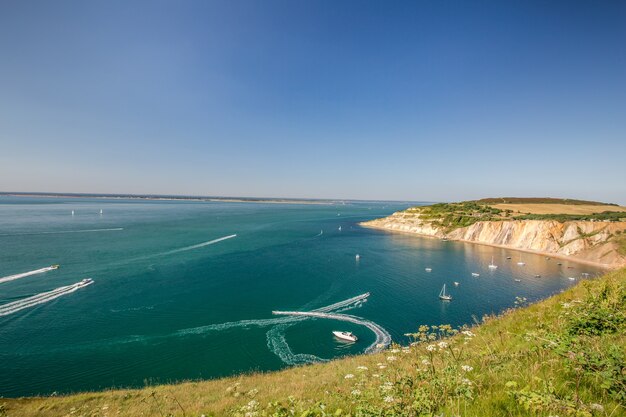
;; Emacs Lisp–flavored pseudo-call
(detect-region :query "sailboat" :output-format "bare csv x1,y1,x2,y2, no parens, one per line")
338,226,342,231
438,284,452,301
71,210,74,216
99,209,103,215
488,256,498,269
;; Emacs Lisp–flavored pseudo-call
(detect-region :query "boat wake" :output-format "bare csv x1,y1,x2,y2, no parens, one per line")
272,310,391,355
0,228,123,237
0,266,58,285
159,234,237,256
41,292,388,367
0,279,94,317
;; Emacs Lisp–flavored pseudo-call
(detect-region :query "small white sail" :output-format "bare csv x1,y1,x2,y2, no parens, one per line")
439,284,452,301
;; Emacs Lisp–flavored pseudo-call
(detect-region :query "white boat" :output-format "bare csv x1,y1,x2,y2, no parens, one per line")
453,281,460,286
77,278,94,287
100,209,103,215
517,255,525,266
471,272,480,277
425,268,432,272
568,277,576,281
488,256,498,269
338,226,342,231
51,264,60,270
514,278,521,282
71,210,74,216
333,331,358,342
438,284,452,301
534,274,541,278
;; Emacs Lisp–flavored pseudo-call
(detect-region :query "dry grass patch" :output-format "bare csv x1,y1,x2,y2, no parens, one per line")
490,203,626,215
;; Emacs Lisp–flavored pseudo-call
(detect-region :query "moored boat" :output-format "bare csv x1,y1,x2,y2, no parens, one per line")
438,284,452,301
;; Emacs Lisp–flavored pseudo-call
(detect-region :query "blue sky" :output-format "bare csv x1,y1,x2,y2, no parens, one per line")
1,1,625,203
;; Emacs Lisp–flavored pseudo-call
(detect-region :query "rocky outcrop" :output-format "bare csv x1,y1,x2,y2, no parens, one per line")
361,212,626,269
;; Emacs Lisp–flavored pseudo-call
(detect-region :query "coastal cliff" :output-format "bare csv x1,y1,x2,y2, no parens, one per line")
361,210,626,268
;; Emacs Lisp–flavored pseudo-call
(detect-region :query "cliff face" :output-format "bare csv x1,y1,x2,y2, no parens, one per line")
362,212,626,268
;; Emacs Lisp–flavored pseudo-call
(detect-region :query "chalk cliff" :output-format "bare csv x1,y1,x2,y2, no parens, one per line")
361,212,626,268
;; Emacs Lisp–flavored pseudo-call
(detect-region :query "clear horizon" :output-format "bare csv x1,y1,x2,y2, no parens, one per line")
1,1,625,204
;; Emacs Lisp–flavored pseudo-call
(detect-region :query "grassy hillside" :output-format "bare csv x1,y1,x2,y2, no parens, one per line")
402,200,626,233
3,269,625,417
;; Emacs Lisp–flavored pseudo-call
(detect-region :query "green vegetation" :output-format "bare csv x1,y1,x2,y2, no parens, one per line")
513,211,626,223
406,202,505,232
475,197,617,206
5,269,626,417
403,202,626,232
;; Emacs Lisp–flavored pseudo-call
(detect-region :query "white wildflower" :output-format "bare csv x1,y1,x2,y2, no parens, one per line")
378,364,387,369
461,330,475,338
381,381,393,391
390,348,400,353
461,365,473,372
356,366,368,371
372,373,380,378
438,341,448,349
351,389,361,396
386,355,397,362
383,395,394,403
344,373,355,379
590,404,604,412
421,359,431,366
426,344,436,352
461,378,472,386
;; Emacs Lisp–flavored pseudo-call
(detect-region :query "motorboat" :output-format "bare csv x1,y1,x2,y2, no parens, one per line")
425,268,432,272
333,331,358,342
471,273,480,277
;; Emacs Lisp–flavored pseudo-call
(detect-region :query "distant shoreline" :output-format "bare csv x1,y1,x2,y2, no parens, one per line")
0,192,421,206
0,192,334,205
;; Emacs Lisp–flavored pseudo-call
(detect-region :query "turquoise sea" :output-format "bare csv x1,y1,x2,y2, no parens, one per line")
0,196,602,397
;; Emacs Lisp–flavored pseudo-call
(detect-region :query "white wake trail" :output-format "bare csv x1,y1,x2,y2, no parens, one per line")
0,280,94,317
0,266,58,285
272,310,391,354
160,234,237,256
0,228,123,237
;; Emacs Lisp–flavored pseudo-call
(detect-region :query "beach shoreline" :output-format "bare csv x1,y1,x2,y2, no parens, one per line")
360,222,615,270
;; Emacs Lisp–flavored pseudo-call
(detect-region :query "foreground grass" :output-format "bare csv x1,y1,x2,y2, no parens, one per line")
3,269,625,417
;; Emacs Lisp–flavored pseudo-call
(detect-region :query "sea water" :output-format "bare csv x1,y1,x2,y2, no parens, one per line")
0,196,602,396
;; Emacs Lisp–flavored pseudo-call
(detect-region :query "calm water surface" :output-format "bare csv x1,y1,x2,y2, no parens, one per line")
0,196,602,396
